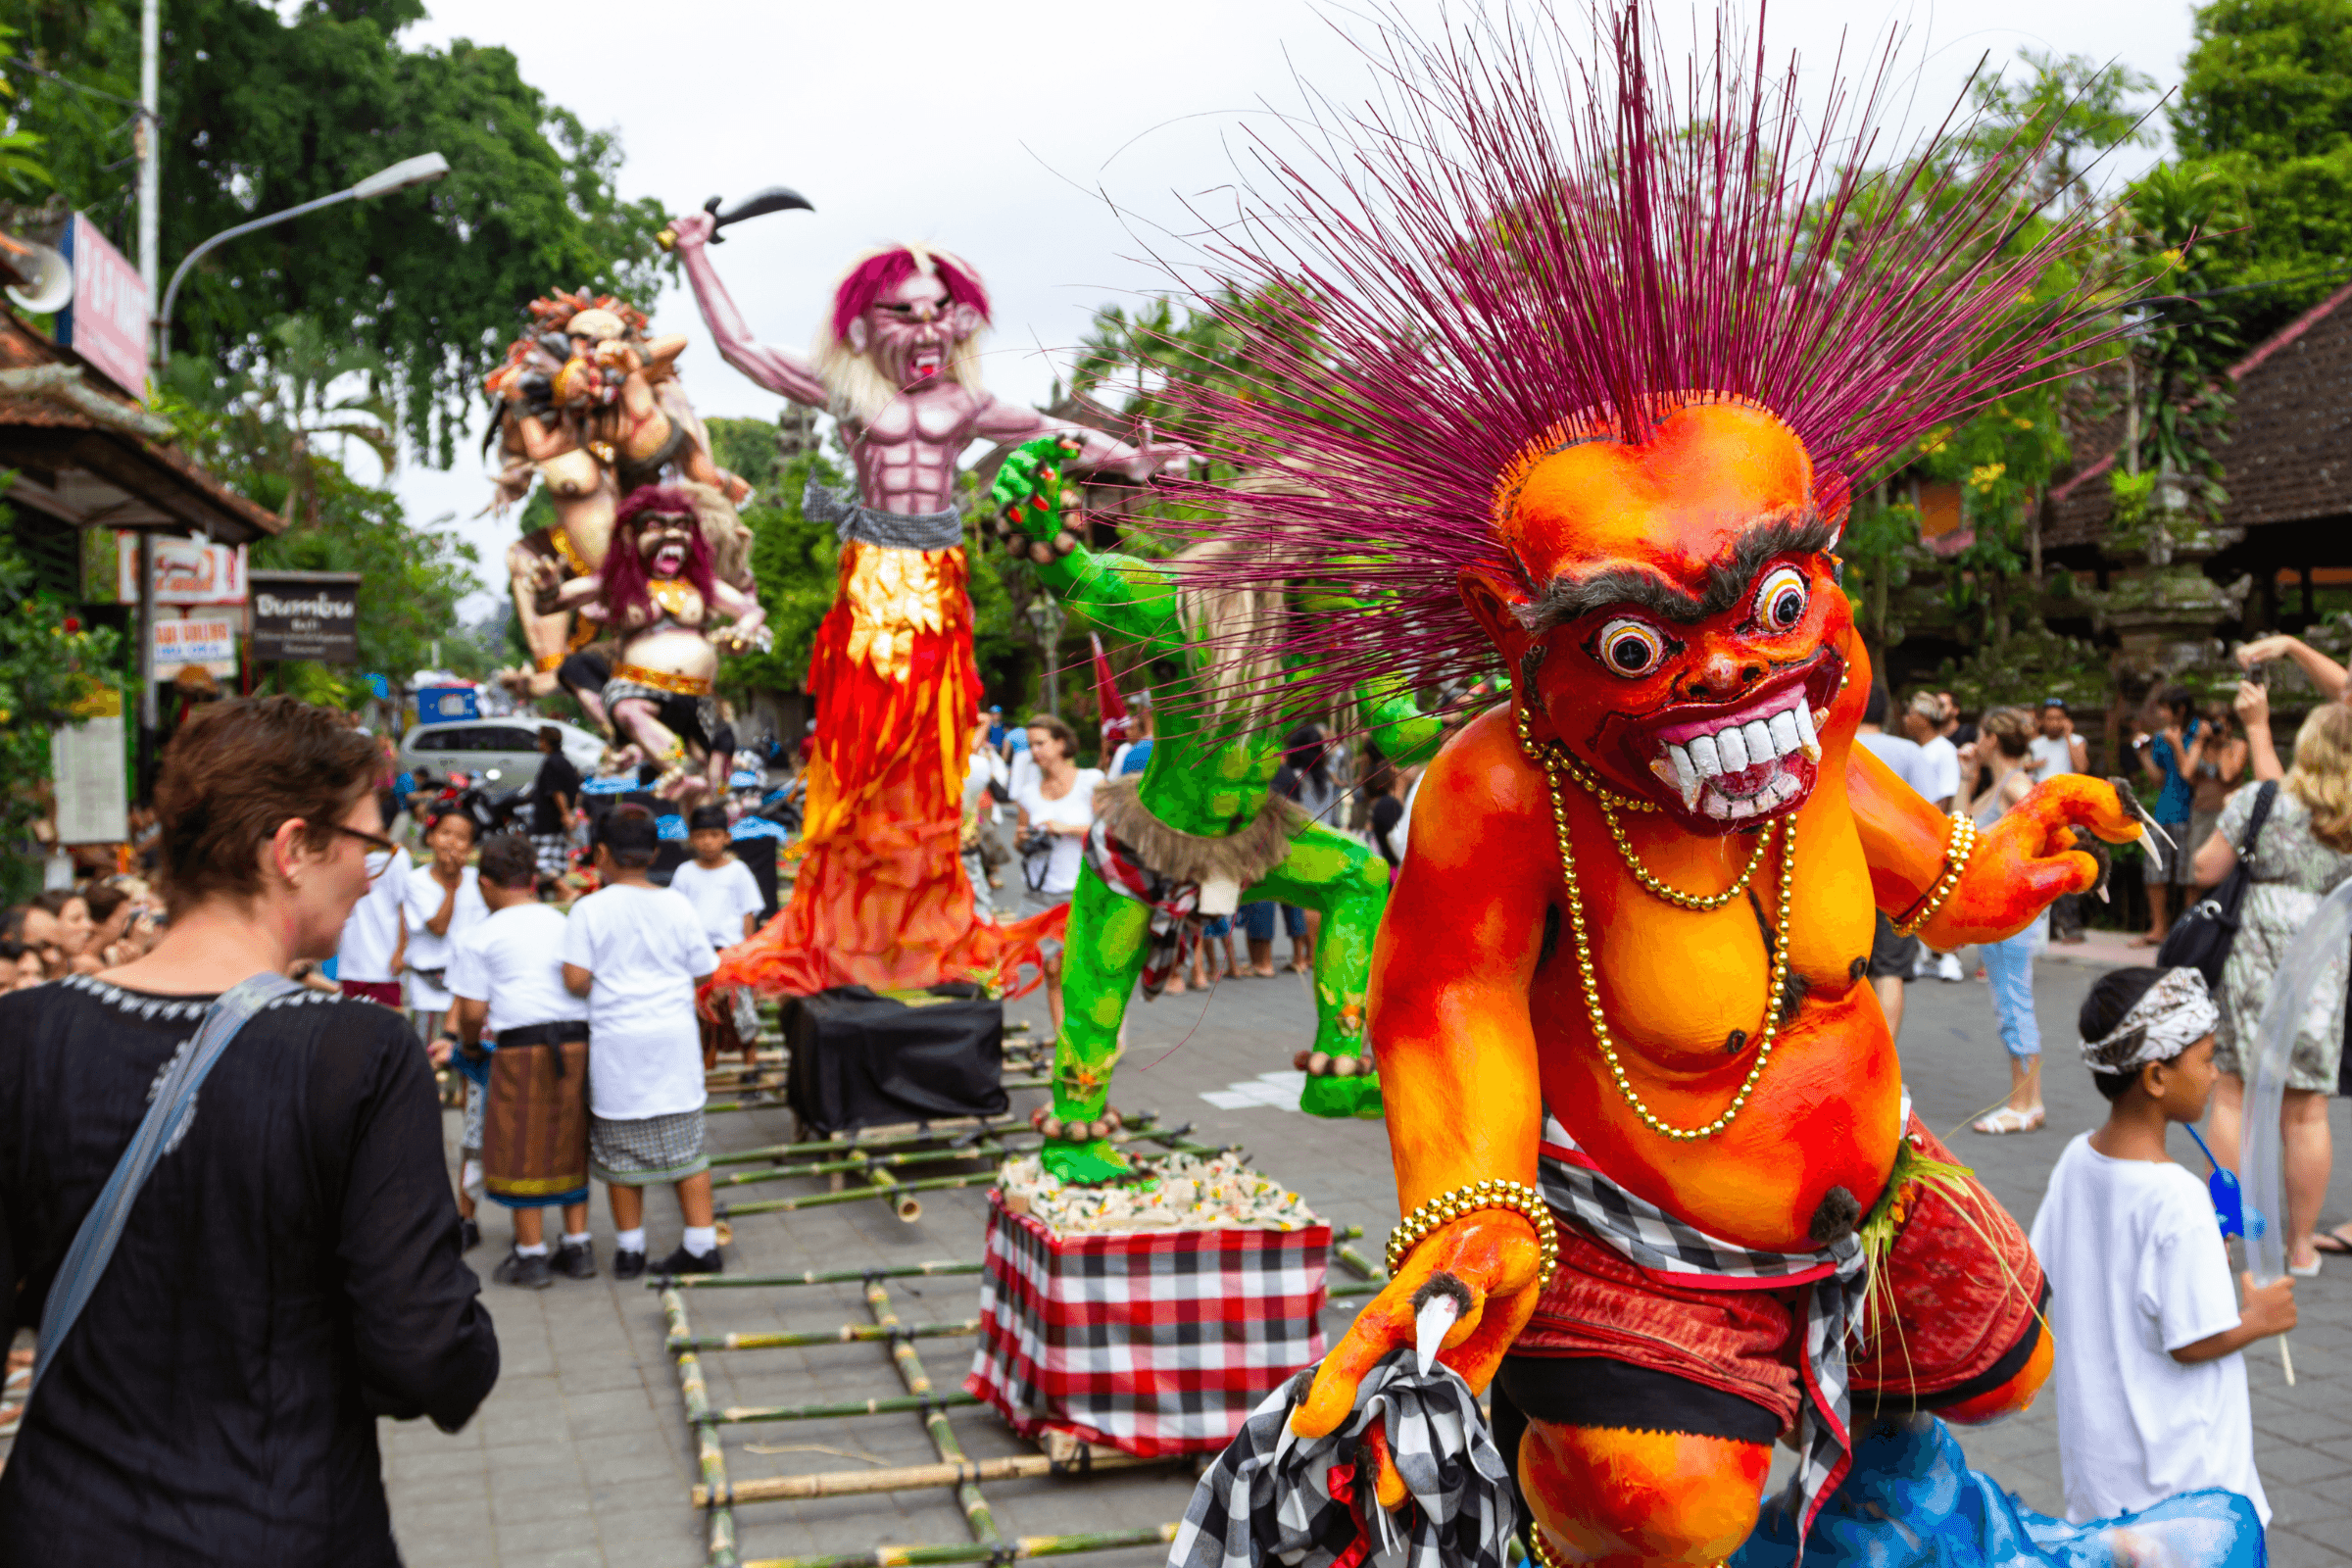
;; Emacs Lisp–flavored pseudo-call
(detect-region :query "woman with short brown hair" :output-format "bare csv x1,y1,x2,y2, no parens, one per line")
0,696,499,1565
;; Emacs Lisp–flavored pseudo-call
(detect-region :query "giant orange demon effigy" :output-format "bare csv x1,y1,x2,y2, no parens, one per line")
1156,10,2157,1565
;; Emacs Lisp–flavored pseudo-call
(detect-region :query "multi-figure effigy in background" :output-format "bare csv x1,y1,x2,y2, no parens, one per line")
670,214,1183,994
483,289,754,723
1149,9,2182,1567
987,440,1442,1180
531,486,768,800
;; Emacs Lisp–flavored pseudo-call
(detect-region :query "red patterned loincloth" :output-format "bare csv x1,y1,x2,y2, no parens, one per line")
1513,1114,2045,1433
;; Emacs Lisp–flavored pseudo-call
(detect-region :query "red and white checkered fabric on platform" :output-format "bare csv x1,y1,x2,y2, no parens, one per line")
964,1191,1331,1458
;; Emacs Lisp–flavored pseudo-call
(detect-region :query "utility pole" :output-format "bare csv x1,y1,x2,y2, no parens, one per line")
137,0,160,307
134,0,162,793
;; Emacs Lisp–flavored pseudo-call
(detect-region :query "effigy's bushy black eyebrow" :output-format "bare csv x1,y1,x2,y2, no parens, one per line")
1513,509,1837,630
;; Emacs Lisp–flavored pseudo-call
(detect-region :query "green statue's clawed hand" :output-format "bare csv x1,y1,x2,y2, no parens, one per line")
989,435,1085,562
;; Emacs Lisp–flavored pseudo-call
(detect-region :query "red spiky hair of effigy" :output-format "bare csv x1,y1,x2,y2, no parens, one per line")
1149,3,2132,715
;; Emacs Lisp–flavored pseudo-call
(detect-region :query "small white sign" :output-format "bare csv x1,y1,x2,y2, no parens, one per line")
51,714,128,845
152,612,238,672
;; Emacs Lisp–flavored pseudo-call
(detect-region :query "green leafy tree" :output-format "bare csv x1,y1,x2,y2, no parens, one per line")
2,0,672,460
2164,0,2352,338
0,495,123,898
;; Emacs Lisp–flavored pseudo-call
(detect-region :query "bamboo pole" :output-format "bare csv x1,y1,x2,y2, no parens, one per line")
716,1170,998,1219
663,1287,741,1568
864,1276,1000,1544
714,1390,983,1426
741,1524,1179,1568
694,1448,1163,1508
714,1120,1202,1193
706,1094,793,1115
669,1318,980,1355
1334,1243,1387,1283
708,1119,1031,1166
715,1140,1009,1191
864,1164,922,1222
655,1259,984,1292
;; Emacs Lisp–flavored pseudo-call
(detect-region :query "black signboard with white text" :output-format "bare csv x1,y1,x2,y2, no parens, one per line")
249,571,362,663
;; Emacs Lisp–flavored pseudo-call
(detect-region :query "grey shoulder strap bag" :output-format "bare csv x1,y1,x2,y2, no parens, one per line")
30,971,299,1399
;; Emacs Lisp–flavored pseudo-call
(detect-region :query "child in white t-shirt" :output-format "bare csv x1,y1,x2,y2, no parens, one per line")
2030,966,2295,1526
561,807,721,1278
669,806,764,949
667,805,765,1069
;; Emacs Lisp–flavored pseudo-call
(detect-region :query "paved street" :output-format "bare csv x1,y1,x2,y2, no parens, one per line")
378,933,2352,1568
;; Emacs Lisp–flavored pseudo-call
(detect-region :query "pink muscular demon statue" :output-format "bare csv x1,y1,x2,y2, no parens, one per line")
668,217,1182,993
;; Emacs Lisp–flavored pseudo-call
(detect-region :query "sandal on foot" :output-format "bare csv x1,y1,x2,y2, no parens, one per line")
2291,1254,2326,1278
1973,1105,2046,1135
2312,1227,2352,1256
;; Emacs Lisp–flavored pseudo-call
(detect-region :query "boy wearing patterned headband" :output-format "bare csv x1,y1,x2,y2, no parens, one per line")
2029,966,2293,1525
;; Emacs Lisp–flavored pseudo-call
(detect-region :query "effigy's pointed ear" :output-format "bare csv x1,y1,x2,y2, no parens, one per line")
1817,472,1852,548
1457,564,1532,661
846,318,871,357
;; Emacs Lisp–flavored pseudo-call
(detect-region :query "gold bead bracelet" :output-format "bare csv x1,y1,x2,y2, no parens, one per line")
1384,1177,1561,1291
1892,812,1977,938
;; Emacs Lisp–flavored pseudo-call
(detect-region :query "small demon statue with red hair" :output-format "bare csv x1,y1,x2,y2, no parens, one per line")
1156,9,2157,1565
531,485,767,801
669,215,1181,994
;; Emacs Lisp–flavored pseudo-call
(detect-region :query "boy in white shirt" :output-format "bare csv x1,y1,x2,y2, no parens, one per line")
562,808,723,1277
334,843,410,1008
443,833,595,1290
667,805,765,1068
2030,966,2295,1525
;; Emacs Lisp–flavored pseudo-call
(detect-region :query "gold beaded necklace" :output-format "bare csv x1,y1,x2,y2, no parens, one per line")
1517,712,1796,1141
1511,709,1766,911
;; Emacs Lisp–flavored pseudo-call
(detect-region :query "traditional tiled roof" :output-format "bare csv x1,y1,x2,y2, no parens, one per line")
2044,280,2352,547
0,310,281,542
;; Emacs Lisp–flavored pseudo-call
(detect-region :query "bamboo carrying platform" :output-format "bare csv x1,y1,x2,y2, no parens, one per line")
653,1016,1393,1568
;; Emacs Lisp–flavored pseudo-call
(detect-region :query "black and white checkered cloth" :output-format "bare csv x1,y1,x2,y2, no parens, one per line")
1537,1110,1866,1551
1167,1353,1514,1568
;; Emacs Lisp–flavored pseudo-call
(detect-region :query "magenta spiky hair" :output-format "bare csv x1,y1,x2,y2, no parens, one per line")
1150,4,2129,712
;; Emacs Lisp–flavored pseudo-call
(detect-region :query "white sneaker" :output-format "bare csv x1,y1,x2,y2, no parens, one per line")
1937,953,1965,983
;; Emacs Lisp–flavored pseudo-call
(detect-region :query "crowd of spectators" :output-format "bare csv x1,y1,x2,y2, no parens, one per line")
0,876,167,993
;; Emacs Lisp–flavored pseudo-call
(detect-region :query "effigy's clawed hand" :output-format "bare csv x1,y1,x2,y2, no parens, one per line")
1292,1208,1542,1443
1920,773,2146,947
987,435,1085,563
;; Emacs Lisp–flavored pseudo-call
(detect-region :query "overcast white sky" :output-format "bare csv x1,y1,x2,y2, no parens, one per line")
385,0,2200,618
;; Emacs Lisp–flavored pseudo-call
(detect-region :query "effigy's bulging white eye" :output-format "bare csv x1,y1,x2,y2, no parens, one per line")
1596,617,1666,676
1755,566,1808,631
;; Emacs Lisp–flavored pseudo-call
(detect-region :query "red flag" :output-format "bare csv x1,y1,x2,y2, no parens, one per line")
1091,633,1131,747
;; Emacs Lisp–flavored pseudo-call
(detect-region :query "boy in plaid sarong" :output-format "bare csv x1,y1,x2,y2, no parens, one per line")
444,833,594,1290
562,808,723,1279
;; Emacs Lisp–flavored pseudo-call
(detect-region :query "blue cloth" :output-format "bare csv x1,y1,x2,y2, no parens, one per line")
1007,729,1030,754
2152,719,2198,823
728,769,762,790
1118,739,1154,776
582,774,635,796
656,813,687,842
1983,926,2041,1059
1200,914,1233,939
731,816,789,842
1730,1415,2261,1568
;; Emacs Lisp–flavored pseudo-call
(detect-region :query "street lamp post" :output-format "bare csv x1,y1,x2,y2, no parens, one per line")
154,151,450,366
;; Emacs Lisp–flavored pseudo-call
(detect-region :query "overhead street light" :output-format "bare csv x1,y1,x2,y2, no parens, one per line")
156,151,450,366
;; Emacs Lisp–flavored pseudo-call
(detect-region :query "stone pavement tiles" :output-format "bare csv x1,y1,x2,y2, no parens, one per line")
382,950,2352,1566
